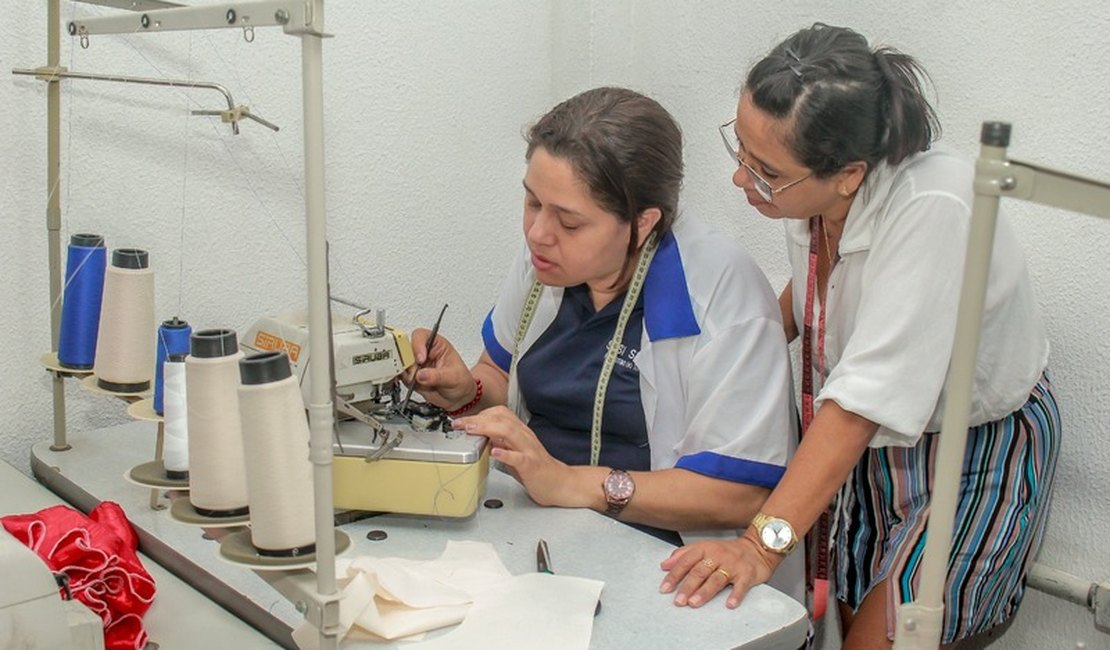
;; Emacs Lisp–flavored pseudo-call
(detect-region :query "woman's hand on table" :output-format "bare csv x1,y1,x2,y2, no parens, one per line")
452,406,579,507
658,532,779,609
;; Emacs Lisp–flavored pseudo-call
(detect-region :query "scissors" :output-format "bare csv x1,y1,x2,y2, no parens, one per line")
536,539,601,616
536,539,554,574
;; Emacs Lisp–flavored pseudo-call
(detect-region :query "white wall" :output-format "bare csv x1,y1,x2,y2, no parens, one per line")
3,0,551,460
2,2,1107,648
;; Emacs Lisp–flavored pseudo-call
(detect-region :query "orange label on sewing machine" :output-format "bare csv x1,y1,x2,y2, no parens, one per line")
253,331,301,362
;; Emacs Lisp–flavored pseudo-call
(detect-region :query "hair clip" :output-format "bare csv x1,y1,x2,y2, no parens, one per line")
784,47,803,78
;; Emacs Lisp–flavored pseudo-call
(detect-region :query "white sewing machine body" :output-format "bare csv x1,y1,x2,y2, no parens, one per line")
241,310,489,518
241,309,413,407
0,529,105,650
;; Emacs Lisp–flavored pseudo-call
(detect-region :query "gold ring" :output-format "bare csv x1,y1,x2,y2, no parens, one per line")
714,567,732,581
700,558,716,570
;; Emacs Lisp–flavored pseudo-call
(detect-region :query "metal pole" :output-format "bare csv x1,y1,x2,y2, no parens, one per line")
13,69,242,135
12,68,287,135
47,0,70,452
301,2,338,648
893,123,1011,648
1027,564,1096,610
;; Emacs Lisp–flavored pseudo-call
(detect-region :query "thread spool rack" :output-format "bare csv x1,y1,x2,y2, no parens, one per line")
41,350,178,511
24,4,346,648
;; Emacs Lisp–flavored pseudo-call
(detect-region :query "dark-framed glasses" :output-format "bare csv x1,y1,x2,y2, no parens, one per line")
719,118,811,202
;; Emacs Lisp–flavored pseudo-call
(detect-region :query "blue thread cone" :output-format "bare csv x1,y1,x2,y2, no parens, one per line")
154,318,192,415
57,234,107,369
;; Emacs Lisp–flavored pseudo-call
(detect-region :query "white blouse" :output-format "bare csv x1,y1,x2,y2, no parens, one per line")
786,148,1049,448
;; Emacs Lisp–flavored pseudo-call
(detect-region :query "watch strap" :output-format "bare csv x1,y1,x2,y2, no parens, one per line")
751,512,798,555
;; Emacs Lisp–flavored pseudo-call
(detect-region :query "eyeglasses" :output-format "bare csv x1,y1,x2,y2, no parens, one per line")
719,118,811,202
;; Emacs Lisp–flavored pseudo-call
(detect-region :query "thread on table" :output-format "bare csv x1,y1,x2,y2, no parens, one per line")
57,234,107,370
162,355,189,478
93,248,155,392
153,318,192,415
185,329,249,516
238,351,315,555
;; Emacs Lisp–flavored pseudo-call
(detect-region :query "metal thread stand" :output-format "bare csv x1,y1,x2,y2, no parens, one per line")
21,3,341,649
15,2,280,454
893,122,1110,648
11,67,280,135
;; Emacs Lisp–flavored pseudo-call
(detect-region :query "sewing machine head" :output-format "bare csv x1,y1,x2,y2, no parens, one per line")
241,309,489,518
241,309,415,411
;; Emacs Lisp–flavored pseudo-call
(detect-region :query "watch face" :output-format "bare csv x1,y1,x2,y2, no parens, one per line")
605,470,635,501
760,519,794,550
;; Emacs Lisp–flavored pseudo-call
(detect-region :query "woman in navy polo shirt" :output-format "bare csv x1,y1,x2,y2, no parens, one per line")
410,86,802,602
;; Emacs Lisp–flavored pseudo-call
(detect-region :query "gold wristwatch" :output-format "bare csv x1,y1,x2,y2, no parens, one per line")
751,512,798,555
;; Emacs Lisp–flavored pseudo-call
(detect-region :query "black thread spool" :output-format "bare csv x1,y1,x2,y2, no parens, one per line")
184,329,249,518
237,351,316,557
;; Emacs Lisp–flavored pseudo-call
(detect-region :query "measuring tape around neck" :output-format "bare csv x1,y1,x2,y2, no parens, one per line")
509,231,660,466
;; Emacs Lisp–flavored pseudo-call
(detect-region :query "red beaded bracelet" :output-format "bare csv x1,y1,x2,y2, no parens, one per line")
446,378,483,417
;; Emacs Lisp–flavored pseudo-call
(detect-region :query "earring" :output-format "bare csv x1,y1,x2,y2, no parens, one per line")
838,187,851,197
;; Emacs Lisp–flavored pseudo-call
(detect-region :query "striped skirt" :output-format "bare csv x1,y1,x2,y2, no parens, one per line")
832,372,1060,643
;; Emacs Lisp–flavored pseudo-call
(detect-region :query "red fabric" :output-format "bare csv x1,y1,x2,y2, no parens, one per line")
2,501,156,650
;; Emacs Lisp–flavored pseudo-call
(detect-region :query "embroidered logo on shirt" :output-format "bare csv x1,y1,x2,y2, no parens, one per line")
607,341,640,371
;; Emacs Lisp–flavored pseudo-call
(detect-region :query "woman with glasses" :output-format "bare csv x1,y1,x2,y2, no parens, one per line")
407,86,804,602
659,23,1060,649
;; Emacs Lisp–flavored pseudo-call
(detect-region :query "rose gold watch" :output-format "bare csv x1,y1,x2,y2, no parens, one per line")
602,469,635,517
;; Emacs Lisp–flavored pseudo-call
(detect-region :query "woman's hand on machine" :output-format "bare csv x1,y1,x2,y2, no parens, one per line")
407,328,476,411
452,406,577,507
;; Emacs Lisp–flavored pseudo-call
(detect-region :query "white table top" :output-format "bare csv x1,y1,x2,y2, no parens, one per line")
30,421,807,649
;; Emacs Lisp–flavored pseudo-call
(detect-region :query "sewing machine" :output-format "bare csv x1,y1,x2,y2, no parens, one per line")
241,309,489,518
0,529,105,649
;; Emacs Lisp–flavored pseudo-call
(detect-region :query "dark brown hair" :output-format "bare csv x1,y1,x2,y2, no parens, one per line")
526,87,683,276
745,23,941,178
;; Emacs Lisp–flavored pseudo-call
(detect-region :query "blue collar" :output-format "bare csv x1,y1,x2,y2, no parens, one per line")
642,230,700,341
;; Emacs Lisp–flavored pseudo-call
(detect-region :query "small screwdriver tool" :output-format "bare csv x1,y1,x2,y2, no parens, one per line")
398,303,448,416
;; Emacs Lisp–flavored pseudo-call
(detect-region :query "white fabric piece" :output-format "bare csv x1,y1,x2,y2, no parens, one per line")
293,541,601,649
410,573,603,650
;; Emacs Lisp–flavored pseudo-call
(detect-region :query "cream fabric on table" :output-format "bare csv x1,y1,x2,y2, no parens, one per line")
292,540,603,649
412,572,603,650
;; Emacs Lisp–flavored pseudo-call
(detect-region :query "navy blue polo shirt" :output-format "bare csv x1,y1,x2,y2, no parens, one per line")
516,283,650,472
